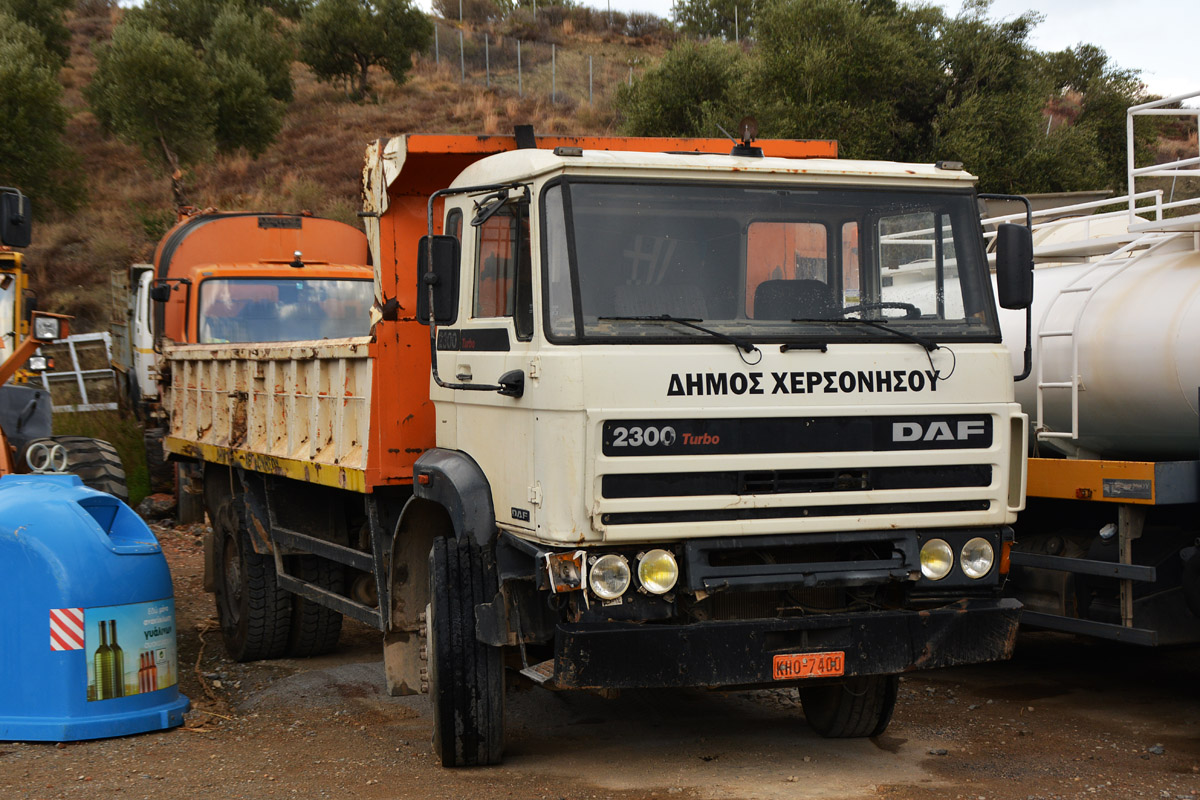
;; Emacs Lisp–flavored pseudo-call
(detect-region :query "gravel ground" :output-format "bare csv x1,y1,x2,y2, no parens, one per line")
4,521,1198,800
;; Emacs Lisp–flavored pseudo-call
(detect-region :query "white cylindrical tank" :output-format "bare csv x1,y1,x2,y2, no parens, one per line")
998,229,1200,460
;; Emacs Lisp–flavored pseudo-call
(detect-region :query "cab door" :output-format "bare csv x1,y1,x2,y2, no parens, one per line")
445,197,539,533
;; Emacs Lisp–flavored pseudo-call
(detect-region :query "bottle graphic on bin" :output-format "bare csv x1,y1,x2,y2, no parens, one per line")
109,619,125,697
138,652,159,693
93,620,126,699
93,621,113,699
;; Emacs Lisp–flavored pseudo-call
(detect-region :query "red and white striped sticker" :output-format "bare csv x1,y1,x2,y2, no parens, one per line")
50,608,85,651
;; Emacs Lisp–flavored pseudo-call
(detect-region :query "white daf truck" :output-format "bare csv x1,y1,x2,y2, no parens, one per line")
167,132,1034,767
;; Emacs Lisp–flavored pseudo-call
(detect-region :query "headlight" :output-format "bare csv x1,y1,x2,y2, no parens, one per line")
27,355,48,371
33,316,61,341
588,554,631,600
637,549,678,594
920,538,954,580
960,537,995,579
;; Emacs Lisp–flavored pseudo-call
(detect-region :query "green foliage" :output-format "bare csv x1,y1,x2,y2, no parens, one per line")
206,6,295,102
616,40,746,137
209,53,286,156
125,0,230,49
671,0,758,39
432,0,510,24
87,23,216,170
619,0,1150,193
0,13,81,210
298,0,432,99
0,0,72,62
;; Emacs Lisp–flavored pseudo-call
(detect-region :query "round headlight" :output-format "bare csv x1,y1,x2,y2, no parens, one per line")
589,554,631,600
637,549,678,594
920,538,954,581
960,537,995,579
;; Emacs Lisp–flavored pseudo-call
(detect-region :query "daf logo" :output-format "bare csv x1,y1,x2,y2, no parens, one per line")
893,420,987,442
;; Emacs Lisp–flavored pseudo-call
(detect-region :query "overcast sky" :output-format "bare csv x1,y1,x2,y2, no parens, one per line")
428,0,1196,101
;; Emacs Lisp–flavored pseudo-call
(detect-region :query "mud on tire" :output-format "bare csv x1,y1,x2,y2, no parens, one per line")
800,674,899,738
212,500,292,662
428,536,504,767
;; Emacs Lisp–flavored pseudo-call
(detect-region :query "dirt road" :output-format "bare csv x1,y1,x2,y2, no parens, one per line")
4,523,1198,800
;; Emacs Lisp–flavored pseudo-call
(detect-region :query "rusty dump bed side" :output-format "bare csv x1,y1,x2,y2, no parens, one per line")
165,135,837,492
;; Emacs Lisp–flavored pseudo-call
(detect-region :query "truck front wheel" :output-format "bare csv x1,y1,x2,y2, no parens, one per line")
800,674,899,738
427,536,504,767
213,500,292,662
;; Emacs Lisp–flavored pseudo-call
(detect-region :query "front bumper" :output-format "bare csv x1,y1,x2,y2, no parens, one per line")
550,597,1021,689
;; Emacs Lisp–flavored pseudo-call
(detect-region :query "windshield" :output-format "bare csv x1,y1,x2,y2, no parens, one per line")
198,278,373,344
541,180,998,344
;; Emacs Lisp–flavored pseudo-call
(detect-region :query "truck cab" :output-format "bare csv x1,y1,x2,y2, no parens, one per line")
405,140,1033,764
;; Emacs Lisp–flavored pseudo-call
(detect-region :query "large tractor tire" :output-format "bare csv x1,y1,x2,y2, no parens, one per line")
212,499,292,662
800,674,899,738
286,555,344,658
26,435,128,502
427,536,504,767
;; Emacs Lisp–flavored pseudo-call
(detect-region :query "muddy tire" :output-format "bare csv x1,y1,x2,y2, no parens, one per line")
800,674,899,738
213,500,292,662
286,555,344,658
428,536,504,767
27,435,128,501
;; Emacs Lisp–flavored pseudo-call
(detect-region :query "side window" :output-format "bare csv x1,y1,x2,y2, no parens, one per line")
745,221,833,319
473,203,533,339
446,208,462,240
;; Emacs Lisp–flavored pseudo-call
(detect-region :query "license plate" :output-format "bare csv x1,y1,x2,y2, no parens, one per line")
772,651,845,680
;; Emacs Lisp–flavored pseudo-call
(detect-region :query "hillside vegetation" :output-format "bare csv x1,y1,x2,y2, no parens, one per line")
3,0,1195,332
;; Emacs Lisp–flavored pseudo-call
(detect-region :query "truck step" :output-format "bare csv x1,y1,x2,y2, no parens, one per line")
519,659,556,686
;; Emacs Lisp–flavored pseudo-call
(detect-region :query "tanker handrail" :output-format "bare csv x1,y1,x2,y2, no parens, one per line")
980,190,1163,231
1127,91,1200,223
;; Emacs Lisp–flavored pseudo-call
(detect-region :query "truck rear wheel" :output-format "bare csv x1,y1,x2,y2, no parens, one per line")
213,500,292,662
428,536,504,767
800,674,899,738
27,436,128,501
143,427,173,494
286,555,344,657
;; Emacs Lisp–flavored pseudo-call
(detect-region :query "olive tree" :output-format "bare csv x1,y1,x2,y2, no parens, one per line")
298,0,432,99
0,13,80,208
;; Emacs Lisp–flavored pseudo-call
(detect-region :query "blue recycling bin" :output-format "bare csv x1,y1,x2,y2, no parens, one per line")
0,474,190,741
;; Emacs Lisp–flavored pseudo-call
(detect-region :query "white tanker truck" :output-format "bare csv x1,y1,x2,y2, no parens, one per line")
995,91,1200,645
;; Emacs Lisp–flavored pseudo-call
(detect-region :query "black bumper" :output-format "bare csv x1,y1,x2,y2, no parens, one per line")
551,597,1021,690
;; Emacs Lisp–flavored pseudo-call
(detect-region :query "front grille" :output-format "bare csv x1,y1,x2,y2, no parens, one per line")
602,465,990,499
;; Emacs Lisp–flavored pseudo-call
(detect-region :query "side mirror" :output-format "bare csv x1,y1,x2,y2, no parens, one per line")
417,235,460,325
0,190,31,248
995,223,1033,310
149,284,172,303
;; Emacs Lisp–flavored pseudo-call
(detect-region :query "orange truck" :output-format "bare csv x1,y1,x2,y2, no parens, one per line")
130,210,374,515
162,132,1036,766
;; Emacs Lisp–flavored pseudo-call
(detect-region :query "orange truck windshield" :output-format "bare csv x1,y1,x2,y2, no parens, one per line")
197,278,374,344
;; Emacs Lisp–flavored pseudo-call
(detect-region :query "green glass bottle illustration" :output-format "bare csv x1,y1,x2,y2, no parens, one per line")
93,621,114,700
109,619,126,698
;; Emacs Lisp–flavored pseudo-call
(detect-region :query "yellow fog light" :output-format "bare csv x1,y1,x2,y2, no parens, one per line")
589,554,631,600
920,538,954,580
637,549,678,594
960,537,995,579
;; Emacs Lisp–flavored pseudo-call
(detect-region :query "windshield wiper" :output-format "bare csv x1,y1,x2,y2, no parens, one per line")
599,314,761,359
792,317,939,352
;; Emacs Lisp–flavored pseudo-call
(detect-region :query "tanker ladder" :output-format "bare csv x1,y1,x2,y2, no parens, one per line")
1032,229,1185,456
